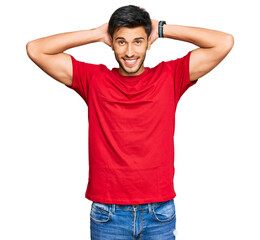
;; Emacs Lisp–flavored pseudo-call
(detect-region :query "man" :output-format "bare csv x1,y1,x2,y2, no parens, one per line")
26,5,234,240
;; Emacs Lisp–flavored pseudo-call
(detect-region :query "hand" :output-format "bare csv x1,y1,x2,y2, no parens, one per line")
149,19,159,44
97,22,112,47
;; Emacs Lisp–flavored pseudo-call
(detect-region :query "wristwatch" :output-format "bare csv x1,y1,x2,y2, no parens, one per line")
158,21,166,38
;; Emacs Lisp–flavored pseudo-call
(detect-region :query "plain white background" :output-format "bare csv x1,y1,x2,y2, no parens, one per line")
1,0,259,239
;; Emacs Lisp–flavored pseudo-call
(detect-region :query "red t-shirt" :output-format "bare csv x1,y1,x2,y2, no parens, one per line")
66,51,198,204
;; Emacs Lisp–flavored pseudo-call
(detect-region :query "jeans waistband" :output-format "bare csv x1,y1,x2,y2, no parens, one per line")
92,199,174,214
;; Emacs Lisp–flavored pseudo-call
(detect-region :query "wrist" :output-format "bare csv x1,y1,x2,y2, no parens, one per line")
162,24,170,38
163,24,181,39
91,28,104,43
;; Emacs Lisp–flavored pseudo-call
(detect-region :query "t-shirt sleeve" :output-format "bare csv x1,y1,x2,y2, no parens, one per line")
165,50,198,104
65,55,99,105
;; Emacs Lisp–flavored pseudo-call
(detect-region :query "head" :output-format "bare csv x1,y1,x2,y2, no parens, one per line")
108,5,152,76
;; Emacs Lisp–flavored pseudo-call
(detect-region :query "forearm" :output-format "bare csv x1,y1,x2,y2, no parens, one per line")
28,28,103,55
163,24,233,49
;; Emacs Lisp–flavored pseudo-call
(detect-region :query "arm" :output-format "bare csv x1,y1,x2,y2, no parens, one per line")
150,20,234,82
26,23,112,86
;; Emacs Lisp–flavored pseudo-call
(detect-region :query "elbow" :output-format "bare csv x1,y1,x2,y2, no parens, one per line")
227,34,234,49
213,34,234,59
223,34,234,53
26,41,39,60
26,41,33,59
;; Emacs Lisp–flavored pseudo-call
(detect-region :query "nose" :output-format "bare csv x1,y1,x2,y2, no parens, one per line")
125,44,134,58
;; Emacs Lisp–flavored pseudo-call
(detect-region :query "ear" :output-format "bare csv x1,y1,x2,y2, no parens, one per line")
111,37,115,51
147,36,152,50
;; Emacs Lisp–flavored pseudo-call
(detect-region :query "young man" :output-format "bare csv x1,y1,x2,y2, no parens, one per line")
26,5,234,240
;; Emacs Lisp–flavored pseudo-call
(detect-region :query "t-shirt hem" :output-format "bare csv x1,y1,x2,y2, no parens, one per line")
187,50,199,86
65,55,75,89
85,193,176,205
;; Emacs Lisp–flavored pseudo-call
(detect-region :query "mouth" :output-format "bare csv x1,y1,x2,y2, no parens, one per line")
123,58,139,67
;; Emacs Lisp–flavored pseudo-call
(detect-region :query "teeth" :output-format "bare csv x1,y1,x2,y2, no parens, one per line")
125,59,137,63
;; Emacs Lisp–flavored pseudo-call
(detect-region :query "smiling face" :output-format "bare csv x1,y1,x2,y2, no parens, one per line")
111,26,151,76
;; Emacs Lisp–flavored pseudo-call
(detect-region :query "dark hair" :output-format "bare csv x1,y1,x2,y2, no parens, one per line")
108,5,152,39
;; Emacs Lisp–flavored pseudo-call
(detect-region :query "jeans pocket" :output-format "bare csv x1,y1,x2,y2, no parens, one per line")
90,202,112,223
152,199,176,223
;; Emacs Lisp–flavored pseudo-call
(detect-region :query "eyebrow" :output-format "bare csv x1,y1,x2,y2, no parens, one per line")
115,37,145,41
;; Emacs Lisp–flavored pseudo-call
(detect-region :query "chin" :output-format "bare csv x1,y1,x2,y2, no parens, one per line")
121,60,144,75
122,66,142,75
125,66,140,73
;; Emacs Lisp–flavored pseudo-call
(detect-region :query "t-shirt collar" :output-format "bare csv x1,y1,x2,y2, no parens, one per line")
112,67,151,82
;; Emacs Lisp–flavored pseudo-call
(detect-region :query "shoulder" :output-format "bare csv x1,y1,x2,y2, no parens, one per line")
70,55,108,73
151,59,175,73
153,51,192,71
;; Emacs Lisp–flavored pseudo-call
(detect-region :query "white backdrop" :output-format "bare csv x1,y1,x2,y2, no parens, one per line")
1,0,259,239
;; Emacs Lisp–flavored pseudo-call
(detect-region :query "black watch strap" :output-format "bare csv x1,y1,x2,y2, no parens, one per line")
158,21,166,38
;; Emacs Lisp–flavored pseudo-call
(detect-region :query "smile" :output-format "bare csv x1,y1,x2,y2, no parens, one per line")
123,58,138,66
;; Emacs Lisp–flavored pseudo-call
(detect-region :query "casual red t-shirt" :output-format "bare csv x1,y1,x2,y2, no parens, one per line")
65,51,198,204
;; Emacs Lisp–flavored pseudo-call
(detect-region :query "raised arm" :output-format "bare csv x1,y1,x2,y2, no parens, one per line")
26,23,112,86
150,20,234,82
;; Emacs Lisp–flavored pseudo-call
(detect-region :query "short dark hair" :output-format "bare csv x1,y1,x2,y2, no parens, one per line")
108,5,152,39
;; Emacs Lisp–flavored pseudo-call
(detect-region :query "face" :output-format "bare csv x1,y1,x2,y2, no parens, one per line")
111,26,151,76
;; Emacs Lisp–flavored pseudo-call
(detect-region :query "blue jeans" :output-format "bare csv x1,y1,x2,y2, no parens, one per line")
90,199,177,240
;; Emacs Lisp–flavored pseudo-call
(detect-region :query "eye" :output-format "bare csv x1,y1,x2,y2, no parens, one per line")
118,40,125,45
136,40,141,45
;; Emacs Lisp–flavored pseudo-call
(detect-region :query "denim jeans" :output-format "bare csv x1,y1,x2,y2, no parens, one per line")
90,198,177,240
